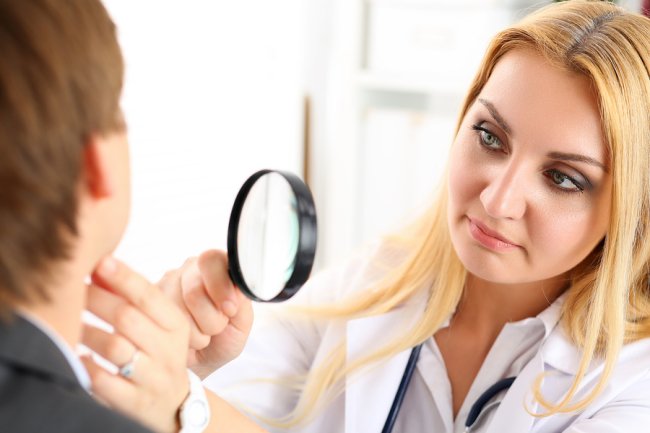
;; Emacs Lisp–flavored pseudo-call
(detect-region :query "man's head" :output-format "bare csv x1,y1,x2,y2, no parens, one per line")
0,0,126,308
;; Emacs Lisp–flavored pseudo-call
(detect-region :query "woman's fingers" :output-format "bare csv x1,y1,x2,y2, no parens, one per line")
197,250,252,335
176,250,254,375
197,249,238,317
155,249,255,376
181,259,230,336
230,288,254,334
158,262,211,351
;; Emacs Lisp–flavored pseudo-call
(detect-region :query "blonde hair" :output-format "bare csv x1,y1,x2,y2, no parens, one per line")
273,0,650,426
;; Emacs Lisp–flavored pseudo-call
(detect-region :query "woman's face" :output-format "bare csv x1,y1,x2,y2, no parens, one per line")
447,49,612,286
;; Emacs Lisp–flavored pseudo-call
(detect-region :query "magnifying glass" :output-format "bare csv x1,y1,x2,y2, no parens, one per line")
227,169,317,302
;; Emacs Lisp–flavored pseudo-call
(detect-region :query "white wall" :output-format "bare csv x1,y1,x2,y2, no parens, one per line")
103,0,646,281
103,1,305,281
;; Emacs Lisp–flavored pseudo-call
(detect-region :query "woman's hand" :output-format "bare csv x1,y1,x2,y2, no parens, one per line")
81,257,190,433
158,249,253,379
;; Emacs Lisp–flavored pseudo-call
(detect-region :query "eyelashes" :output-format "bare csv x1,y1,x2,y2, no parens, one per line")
469,121,589,194
544,169,586,193
472,123,505,152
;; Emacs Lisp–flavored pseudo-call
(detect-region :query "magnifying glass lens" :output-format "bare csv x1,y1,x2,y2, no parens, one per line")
237,172,299,301
228,169,316,302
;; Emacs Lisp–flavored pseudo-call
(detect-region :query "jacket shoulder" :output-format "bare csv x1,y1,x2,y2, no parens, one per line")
0,362,153,433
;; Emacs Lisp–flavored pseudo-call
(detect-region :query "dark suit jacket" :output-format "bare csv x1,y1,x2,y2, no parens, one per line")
0,314,155,433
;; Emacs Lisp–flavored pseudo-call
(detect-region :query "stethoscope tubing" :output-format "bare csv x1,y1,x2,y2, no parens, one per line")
381,344,423,433
464,376,515,429
382,344,516,433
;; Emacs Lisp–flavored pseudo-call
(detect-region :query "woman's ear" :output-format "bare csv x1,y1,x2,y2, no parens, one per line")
82,133,115,199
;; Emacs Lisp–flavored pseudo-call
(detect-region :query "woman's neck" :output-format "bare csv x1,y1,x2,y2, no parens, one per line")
434,274,568,419
451,273,568,343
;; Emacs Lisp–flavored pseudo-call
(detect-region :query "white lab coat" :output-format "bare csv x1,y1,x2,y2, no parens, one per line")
204,245,650,433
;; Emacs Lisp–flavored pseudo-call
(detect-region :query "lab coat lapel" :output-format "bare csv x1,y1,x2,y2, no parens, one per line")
344,303,421,433
484,347,544,433
486,325,596,433
538,324,583,376
527,325,614,432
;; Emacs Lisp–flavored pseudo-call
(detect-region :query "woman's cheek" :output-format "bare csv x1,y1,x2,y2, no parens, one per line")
450,146,487,205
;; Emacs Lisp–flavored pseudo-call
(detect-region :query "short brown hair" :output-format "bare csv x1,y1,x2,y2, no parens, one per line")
0,0,124,307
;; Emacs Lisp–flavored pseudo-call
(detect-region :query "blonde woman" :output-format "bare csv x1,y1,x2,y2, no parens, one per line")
156,1,650,432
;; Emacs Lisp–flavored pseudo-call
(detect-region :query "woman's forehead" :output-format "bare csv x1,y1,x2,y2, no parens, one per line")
473,49,608,166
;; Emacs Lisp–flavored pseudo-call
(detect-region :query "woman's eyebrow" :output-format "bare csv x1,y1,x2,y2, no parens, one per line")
478,98,512,134
478,98,608,172
547,151,608,172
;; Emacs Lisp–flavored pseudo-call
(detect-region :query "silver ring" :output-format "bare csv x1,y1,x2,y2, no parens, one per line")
118,350,140,379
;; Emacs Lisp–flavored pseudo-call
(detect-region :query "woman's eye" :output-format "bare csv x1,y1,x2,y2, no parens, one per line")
472,123,503,151
546,169,584,192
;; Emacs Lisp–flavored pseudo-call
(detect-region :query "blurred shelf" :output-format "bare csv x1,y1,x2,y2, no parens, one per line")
365,0,543,9
358,70,467,96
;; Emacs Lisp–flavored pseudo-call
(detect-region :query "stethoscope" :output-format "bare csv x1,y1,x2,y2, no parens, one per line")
381,344,516,433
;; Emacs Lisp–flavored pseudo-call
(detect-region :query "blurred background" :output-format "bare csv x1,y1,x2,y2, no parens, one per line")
105,0,645,281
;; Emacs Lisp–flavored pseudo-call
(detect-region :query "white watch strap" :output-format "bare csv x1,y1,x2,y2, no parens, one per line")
179,369,210,433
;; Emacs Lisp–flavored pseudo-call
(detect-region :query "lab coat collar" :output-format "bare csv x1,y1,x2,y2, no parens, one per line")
540,324,585,375
342,289,568,433
484,346,545,433
535,292,565,338
440,289,565,334
486,298,581,432
488,319,650,433
479,297,566,433
344,291,427,433
537,291,604,377
484,327,583,433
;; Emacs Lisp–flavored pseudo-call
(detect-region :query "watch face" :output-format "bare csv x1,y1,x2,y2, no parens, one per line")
182,399,209,430
180,370,210,433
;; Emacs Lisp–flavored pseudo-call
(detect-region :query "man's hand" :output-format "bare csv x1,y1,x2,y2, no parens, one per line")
81,257,190,433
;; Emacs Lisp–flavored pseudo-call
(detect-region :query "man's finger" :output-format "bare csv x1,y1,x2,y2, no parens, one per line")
86,284,166,358
81,354,139,411
92,257,183,332
81,324,136,368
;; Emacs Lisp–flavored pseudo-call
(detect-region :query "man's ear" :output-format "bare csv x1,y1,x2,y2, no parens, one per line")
82,134,115,199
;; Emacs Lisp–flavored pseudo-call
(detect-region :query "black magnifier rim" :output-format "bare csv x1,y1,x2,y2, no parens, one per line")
227,169,317,302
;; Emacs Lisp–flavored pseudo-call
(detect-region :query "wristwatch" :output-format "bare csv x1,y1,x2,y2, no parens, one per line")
178,370,210,433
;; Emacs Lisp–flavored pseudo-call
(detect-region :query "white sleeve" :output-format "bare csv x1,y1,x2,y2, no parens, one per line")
202,249,375,430
561,370,650,433
202,307,318,427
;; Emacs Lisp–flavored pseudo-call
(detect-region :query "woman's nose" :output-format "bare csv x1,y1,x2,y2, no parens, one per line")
479,164,527,220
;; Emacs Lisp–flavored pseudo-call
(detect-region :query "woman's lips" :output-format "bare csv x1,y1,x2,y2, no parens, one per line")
467,217,521,252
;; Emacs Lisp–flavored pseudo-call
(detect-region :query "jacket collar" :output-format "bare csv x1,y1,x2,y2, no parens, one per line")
0,313,81,389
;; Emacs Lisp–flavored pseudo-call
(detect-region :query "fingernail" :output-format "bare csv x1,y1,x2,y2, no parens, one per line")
222,300,237,317
98,257,118,276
